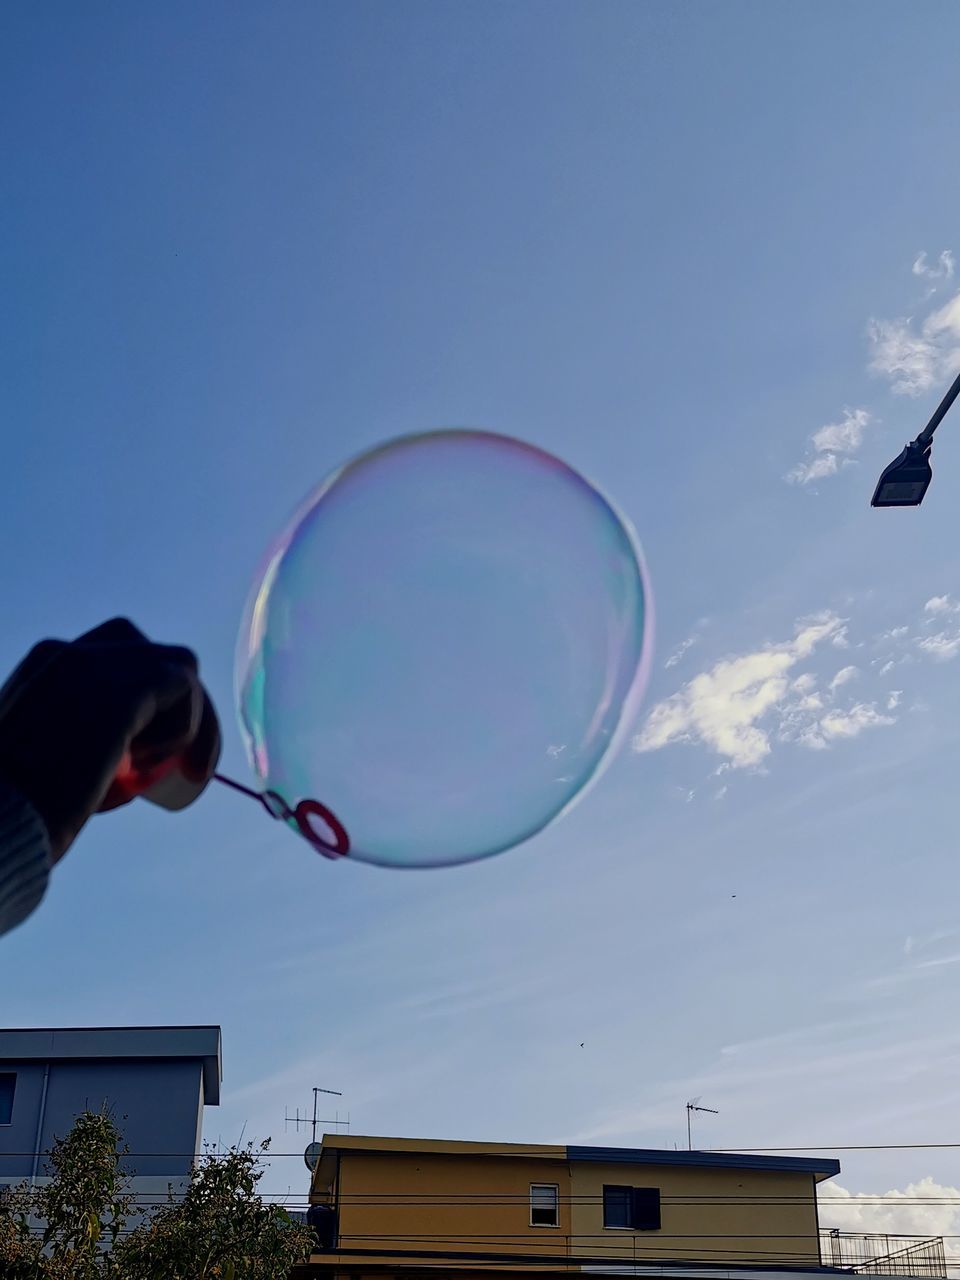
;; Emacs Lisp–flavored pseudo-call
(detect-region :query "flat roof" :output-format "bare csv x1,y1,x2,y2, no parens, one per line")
569,1146,840,1181
316,1135,566,1160
314,1135,840,1181
0,1026,222,1105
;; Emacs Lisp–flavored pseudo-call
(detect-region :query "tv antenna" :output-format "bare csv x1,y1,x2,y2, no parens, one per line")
686,1097,718,1151
284,1086,347,1149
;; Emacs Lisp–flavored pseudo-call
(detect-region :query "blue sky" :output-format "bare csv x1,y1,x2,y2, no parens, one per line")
5,0,960,1236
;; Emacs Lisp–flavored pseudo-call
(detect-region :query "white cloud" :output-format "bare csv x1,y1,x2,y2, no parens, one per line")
880,625,910,641
869,288,960,395
787,455,842,484
819,702,895,740
917,631,960,660
665,636,697,669
912,249,955,280
924,594,955,615
819,1177,960,1241
636,613,904,771
787,409,872,485
878,659,896,675
633,615,845,768
887,690,902,710
829,665,859,691
811,413,870,454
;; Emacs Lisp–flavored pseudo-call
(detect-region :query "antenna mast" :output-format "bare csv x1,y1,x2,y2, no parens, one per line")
284,1086,344,1145
686,1097,719,1150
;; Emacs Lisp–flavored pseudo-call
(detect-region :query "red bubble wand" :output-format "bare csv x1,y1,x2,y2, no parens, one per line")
113,755,350,860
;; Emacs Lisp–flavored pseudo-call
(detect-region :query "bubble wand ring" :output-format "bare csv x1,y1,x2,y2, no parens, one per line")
113,756,349,860
213,773,349,859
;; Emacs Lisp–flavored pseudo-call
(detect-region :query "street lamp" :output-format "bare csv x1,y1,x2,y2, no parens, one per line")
872,368,960,507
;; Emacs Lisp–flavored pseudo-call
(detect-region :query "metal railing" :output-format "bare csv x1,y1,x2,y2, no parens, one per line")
820,1230,947,1277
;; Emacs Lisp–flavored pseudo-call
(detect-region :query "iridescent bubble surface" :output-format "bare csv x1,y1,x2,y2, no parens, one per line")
236,430,652,868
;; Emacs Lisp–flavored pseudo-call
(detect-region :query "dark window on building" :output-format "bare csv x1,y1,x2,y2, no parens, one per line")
306,1203,338,1250
603,1185,633,1228
530,1183,560,1227
603,1185,660,1231
0,1074,15,1125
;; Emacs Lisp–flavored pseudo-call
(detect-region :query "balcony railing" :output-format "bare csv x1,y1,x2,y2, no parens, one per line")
820,1230,947,1277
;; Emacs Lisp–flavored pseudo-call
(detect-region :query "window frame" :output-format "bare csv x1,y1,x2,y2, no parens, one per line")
602,1183,634,1230
0,1073,16,1126
529,1181,560,1228
602,1183,661,1232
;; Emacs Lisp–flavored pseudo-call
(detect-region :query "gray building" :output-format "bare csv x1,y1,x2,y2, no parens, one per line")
0,1025,221,1202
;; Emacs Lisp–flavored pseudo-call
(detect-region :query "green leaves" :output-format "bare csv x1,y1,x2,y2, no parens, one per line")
0,1115,315,1278
117,1139,315,1278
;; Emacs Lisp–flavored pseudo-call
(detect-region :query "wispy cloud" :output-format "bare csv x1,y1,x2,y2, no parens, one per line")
912,249,955,281
818,702,894,742
829,665,859,691
632,614,894,769
665,636,697,669
787,408,873,485
575,1023,960,1150
917,631,960,660
910,593,960,660
869,290,960,395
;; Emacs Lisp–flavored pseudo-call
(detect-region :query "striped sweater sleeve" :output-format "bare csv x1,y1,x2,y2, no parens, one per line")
0,783,50,936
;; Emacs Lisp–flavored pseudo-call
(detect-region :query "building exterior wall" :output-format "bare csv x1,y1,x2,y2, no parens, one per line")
568,1161,821,1268
0,1060,49,1181
0,1024,221,1210
0,1057,204,1182
333,1149,573,1258
309,1139,832,1274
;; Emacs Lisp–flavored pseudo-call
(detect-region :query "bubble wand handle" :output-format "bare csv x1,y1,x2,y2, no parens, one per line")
212,772,350,860
212,771,274,814
112,759,349,859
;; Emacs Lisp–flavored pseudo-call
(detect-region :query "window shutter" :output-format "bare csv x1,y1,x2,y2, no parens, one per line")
631,1187,661,1231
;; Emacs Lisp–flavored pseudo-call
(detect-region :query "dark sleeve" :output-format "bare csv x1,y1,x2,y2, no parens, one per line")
0,782,51,936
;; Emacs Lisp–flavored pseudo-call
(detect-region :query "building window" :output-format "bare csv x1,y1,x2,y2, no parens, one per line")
603,1185,633,1229
603,1185,661,1231
0,1074,15,1125
530,1183,559,1227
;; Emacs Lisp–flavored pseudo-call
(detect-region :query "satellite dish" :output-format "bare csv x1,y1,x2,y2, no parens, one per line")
304,1141,322,1172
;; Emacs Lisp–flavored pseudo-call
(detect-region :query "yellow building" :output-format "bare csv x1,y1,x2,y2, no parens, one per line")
292,1135,853,1280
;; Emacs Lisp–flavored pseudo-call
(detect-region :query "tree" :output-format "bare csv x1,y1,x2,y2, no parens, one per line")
0,1111,315,1279
116,1141,315,1279
36,1110,135,1278
0,1180,43,1280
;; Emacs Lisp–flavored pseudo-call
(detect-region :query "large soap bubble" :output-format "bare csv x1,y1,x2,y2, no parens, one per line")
236,430,652,867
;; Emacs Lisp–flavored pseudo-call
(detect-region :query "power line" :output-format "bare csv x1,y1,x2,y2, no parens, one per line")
11,1183,960,1207
6,1138,960,1157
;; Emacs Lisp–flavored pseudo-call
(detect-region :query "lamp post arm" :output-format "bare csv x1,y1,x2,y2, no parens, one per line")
917,367,960,447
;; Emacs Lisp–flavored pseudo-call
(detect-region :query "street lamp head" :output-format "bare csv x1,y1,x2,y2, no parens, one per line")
871,440,933,508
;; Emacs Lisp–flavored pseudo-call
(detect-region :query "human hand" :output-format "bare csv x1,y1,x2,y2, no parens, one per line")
0,618,220,863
